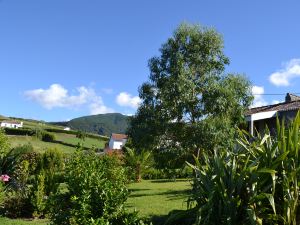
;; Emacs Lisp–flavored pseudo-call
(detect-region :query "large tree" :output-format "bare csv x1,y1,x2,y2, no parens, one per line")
128,23,253,160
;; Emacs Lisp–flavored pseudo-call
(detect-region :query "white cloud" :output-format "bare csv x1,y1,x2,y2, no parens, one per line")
269,58,300,86
25,84,114,115
251,85,268,107
116,92,141,109
89,96,114,115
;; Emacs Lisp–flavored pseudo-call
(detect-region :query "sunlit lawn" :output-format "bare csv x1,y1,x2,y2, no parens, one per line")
126,179,191,219
0,218,48,225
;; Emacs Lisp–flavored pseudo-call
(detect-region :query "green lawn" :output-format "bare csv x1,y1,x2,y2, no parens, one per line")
126,179,191,219
0,218,48,225
7,135,75,154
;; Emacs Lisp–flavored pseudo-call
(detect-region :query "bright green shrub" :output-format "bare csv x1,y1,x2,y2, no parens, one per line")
49,151,143,224
31,171,46,218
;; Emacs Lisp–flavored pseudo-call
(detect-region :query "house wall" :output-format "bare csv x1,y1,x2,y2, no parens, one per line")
0,122,23,129
108,139,124,150
249,110,299,136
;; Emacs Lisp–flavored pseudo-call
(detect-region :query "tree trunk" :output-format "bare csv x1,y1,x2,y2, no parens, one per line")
136,164,141,182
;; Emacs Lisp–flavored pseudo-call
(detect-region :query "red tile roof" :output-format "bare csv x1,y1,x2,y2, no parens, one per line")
111,133,128,141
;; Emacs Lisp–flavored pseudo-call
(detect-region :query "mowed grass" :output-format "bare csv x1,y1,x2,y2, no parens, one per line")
0,218,48,225
126,179,191,219
7,135,75,154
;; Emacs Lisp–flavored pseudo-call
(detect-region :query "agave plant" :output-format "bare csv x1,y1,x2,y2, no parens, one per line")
188,111,300,225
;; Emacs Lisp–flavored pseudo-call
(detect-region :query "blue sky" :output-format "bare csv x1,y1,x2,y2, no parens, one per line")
1,0,300,121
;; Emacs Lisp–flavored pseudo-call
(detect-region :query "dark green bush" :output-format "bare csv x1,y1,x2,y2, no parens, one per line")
41,132,55,142
49,151,143,224
3,127,35,136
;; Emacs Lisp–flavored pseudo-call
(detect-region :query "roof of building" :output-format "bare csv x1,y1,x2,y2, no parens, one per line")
111,133,128,141
246,93,300,116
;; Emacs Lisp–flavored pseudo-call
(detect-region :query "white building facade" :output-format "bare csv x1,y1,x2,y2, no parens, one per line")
0,121,23,129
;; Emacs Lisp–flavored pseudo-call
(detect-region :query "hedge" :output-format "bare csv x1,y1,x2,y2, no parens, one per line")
3,127,35,136
44,128,109,140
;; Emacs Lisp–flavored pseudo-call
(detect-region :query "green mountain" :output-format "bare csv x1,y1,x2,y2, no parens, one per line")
66,113,130,136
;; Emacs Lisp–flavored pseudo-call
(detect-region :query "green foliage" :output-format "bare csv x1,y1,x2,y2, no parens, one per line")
128,23,253,160
37,148,65,196
3,127,35,136
124,147,152,182
188,112,300,225
41,132,55,142
49,151,143,224
76,130,86,141
31,171,46,218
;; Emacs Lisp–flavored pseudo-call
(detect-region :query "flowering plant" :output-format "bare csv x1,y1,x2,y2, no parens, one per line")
0,174,10,182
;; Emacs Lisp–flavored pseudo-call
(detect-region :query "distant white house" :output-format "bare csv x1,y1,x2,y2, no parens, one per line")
107,133,128,150
0,120,23,129
64,127,71,131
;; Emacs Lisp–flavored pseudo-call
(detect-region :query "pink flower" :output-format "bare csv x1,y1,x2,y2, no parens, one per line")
0,174,10,182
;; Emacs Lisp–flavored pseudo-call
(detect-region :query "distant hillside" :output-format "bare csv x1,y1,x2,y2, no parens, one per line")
67,113,130,136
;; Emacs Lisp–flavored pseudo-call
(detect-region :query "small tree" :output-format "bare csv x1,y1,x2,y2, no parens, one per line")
124,147,152,182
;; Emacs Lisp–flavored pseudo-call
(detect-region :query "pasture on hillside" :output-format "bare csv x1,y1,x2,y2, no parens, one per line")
7,132,106,154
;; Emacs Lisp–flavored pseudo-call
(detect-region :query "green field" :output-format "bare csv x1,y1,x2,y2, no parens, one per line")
126,179,191,219
7,135,75,154
55,133,106,149
7,133,106,154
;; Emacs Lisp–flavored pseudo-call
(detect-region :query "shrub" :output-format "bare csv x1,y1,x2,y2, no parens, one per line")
37,148,65,195
188,112,300,225
49,151,143,224
41,132,55,142
3,127,35,136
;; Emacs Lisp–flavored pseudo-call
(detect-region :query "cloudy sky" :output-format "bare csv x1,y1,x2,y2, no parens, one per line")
1,0,300,121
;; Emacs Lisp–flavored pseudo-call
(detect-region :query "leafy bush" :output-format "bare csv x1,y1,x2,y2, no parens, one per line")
3,127,35,136
49,151,143,224
37,148,65,195
41,132,55,142
188,112,300,225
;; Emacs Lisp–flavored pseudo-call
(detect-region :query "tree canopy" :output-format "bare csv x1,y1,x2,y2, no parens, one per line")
128,23,253,160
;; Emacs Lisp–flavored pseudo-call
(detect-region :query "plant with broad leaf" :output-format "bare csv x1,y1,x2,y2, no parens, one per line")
188,111,300,225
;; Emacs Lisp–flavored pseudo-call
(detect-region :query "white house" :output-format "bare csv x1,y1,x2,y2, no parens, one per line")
64,127,71,131
0,120,23,129
108,133,128,150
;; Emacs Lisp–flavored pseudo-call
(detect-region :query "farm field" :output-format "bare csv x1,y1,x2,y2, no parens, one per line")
7,133,106,154
55,132,106,149
7,135,75,154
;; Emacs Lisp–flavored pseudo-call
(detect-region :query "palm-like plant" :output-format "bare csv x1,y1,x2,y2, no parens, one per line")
124,147,152,182
188,111,300,225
